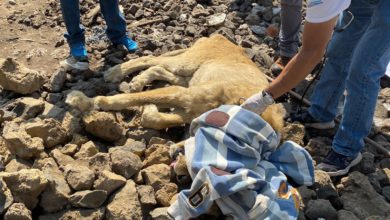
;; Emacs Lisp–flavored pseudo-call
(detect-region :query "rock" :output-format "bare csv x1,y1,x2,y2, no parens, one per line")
2,169,48,209
60,144,78,156
74,141,99,159
69,190,107,208
141,164,171,191
382,186,390,202
0,179,13,214
191,5,209,18
337,210,359,220
149,137,168,146
38,208,105,220
33,158,71,213
250,25,266,36
149,207,172,220
282,122,305,146
137,185,157,206
64,164,95,191
155,183,178,207
40,102,66,120
358,152,376,174
50,149,75,167
119,139,146,157
5,158,31,172
46,93,62,104
340,171,390,219
0,97,45,122
297,186,316,206
305,199,337,220
2,121,44,159
207,13,226,26
88,153,112,173
378,168,390,186
143,144,171,167
0,58,45,94
127,127,162,144
106,180,142,220
305,137,332,158
83,111,125,142
4,203,32,220
48,69,66,92
94,170,126,195
24,118,68,148
110,149,142,179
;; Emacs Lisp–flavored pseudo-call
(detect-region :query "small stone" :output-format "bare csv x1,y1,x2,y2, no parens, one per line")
60,144,78,156
37,208,105,220
143,144,172,167
24,118,69,148
110,149,142,179
64,164,95,191
88,153,112,173
83,111,125,142
250,25,266,36
305,137,332,158
137,185,157,206
141,164,171,191
337,210,359,220
46,93,62,104
358,152,376,174
50,149,75,167
5,158,31,172
155,183,178,207
118,139,146,157
106,180,142,220
4,203,32,220
48,69,66,92
0,179,14,215
74,141,99,159
94,170,126,195
69,190,107,208
149,207,172,220
382,186,390,202
207,13,226,26
282,122,305,146
305,199,337,220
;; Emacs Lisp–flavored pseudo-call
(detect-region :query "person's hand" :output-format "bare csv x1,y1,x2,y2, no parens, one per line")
241,91,275,115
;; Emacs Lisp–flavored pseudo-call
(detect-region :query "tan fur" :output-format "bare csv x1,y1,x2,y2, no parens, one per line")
66,35,284,132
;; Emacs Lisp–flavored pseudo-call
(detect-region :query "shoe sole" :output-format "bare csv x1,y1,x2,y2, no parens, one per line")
60,60,89,71
320,153,362,177
305,121,335,129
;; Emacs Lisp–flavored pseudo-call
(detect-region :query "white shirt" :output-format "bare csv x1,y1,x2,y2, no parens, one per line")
306,0,351,23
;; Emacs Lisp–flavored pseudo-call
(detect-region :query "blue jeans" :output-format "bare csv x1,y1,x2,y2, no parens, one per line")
279,0,302,57
309,0,390,157
60,0,127,46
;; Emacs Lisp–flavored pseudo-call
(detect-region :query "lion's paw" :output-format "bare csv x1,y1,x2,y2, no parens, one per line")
65,90,94,112
104,65,125,83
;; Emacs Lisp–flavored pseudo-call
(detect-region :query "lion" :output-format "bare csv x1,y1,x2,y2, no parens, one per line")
65,34,284,132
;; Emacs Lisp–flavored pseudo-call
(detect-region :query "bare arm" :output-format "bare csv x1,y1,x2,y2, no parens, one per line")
265,17,338,99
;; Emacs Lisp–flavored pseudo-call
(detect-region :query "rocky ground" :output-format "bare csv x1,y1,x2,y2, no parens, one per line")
0,0,390,219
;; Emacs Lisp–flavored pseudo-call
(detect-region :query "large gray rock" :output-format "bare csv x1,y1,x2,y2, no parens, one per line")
24,118,68,148
69,190,107,208
0,58,45,94
0,179,13,215
110,148,142,179
93,170,126,195
2,121,44,159
141,164,171,191
4,203,32,220
38,208,105,220
1,169,48,209
83,112,125,142
64,164,95,191
106,180,142,220
33,158,71,213
305,199,337,220
340,171,390,219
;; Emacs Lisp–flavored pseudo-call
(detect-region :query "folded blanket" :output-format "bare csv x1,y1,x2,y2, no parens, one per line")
168,105,314,220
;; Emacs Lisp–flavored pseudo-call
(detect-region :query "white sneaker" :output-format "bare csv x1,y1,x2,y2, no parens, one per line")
60,56,89,71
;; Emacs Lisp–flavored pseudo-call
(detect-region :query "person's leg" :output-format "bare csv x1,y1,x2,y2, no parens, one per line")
59,0,85,47
309,0,378,122
271,0,302,75
278,0,302,58
333,0,390,158
99,0,127,43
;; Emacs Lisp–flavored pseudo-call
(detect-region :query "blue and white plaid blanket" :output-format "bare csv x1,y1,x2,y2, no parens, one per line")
168,105,314,220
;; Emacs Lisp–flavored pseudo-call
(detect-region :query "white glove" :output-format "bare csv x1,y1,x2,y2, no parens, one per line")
241,90,275,115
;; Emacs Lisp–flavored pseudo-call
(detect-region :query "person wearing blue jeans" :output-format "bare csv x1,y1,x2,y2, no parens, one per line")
59,0,138,71
271,0,302,75
242,0,390,176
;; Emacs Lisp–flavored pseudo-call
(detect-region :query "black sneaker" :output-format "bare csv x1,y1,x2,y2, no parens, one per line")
317,150,362,177
60,56,89,71
289,110,335,129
